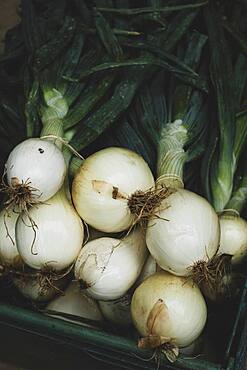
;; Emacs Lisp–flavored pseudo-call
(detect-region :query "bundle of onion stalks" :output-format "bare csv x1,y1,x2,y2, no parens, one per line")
0,0,246,366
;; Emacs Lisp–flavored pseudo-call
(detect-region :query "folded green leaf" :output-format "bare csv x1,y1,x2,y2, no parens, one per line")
96,1,208,15
33,17,76,72
63,74,114,130
204,5,236,211
71,69,146,151
94,11,123,60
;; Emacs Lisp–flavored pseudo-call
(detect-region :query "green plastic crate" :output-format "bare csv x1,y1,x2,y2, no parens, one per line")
0,278,246,370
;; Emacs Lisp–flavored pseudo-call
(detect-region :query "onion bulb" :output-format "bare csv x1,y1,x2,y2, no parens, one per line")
218,213,247,265
5,138,66,202
12,270,67,302
0,209,23,268
46,281,103,325
131,271,207,358
74,228,147,300
146,189,220,276
72,147,154,232
16,189,84,271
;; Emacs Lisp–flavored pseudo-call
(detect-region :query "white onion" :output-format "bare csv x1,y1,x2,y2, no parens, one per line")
12,272,67,302
98,294,132,326
0,209,22,267
146,189,220,276
16,189,84,271
46,281,103,324
218,214,247,265
72,147,154,232
6,138,66,202
74,228,147,300
136,254,160,284
131,271,207,348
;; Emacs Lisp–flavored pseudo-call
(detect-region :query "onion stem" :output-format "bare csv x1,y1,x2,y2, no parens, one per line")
157,119,187,188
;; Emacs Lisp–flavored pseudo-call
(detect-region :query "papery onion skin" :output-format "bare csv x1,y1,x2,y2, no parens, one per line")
6,138,66,202
131,271,207,348
146,189,220,276
16,190,84,271
74,228,147,300
0,209,22,267
218,216,247,265
72,147,155,233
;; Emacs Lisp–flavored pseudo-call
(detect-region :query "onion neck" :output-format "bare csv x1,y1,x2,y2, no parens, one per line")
157,120,187,189
40,88,68,143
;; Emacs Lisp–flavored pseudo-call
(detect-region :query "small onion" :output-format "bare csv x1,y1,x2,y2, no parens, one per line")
16,189,84,271
74,228,147,300
12,271,67,302
0,209,22,268
131,271,207,349
6,138,66,202
218,214,247,265
46,281,103,324
146,189,220,276
72,147,154,232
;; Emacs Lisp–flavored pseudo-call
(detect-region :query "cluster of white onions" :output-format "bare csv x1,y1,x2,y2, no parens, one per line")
1,142,245,363
69,146,212,360
0,138,84,301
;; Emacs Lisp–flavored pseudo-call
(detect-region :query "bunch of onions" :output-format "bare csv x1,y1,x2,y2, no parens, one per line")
0,85,84,282
72,147,155,233
131,271,207,362
74,227,147,300
46,281,103,325
146,119,220,284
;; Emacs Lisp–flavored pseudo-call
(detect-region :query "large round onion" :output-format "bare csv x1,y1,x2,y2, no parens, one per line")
72,147,154,233
16,189,84,271
131,271,207,348
74,228,147,300
146,189,220,276
6,138,66,202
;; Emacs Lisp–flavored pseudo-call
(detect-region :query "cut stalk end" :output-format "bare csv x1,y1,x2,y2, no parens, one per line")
128,186,174,228
189,254,232,300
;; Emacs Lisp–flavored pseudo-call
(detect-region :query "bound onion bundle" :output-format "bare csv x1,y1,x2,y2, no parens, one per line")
129,32,225,293
0,0,246,366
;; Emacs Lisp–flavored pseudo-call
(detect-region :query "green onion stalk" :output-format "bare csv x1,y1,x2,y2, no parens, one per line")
134,31,233,308
200,4,247,300
203,7,247,268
